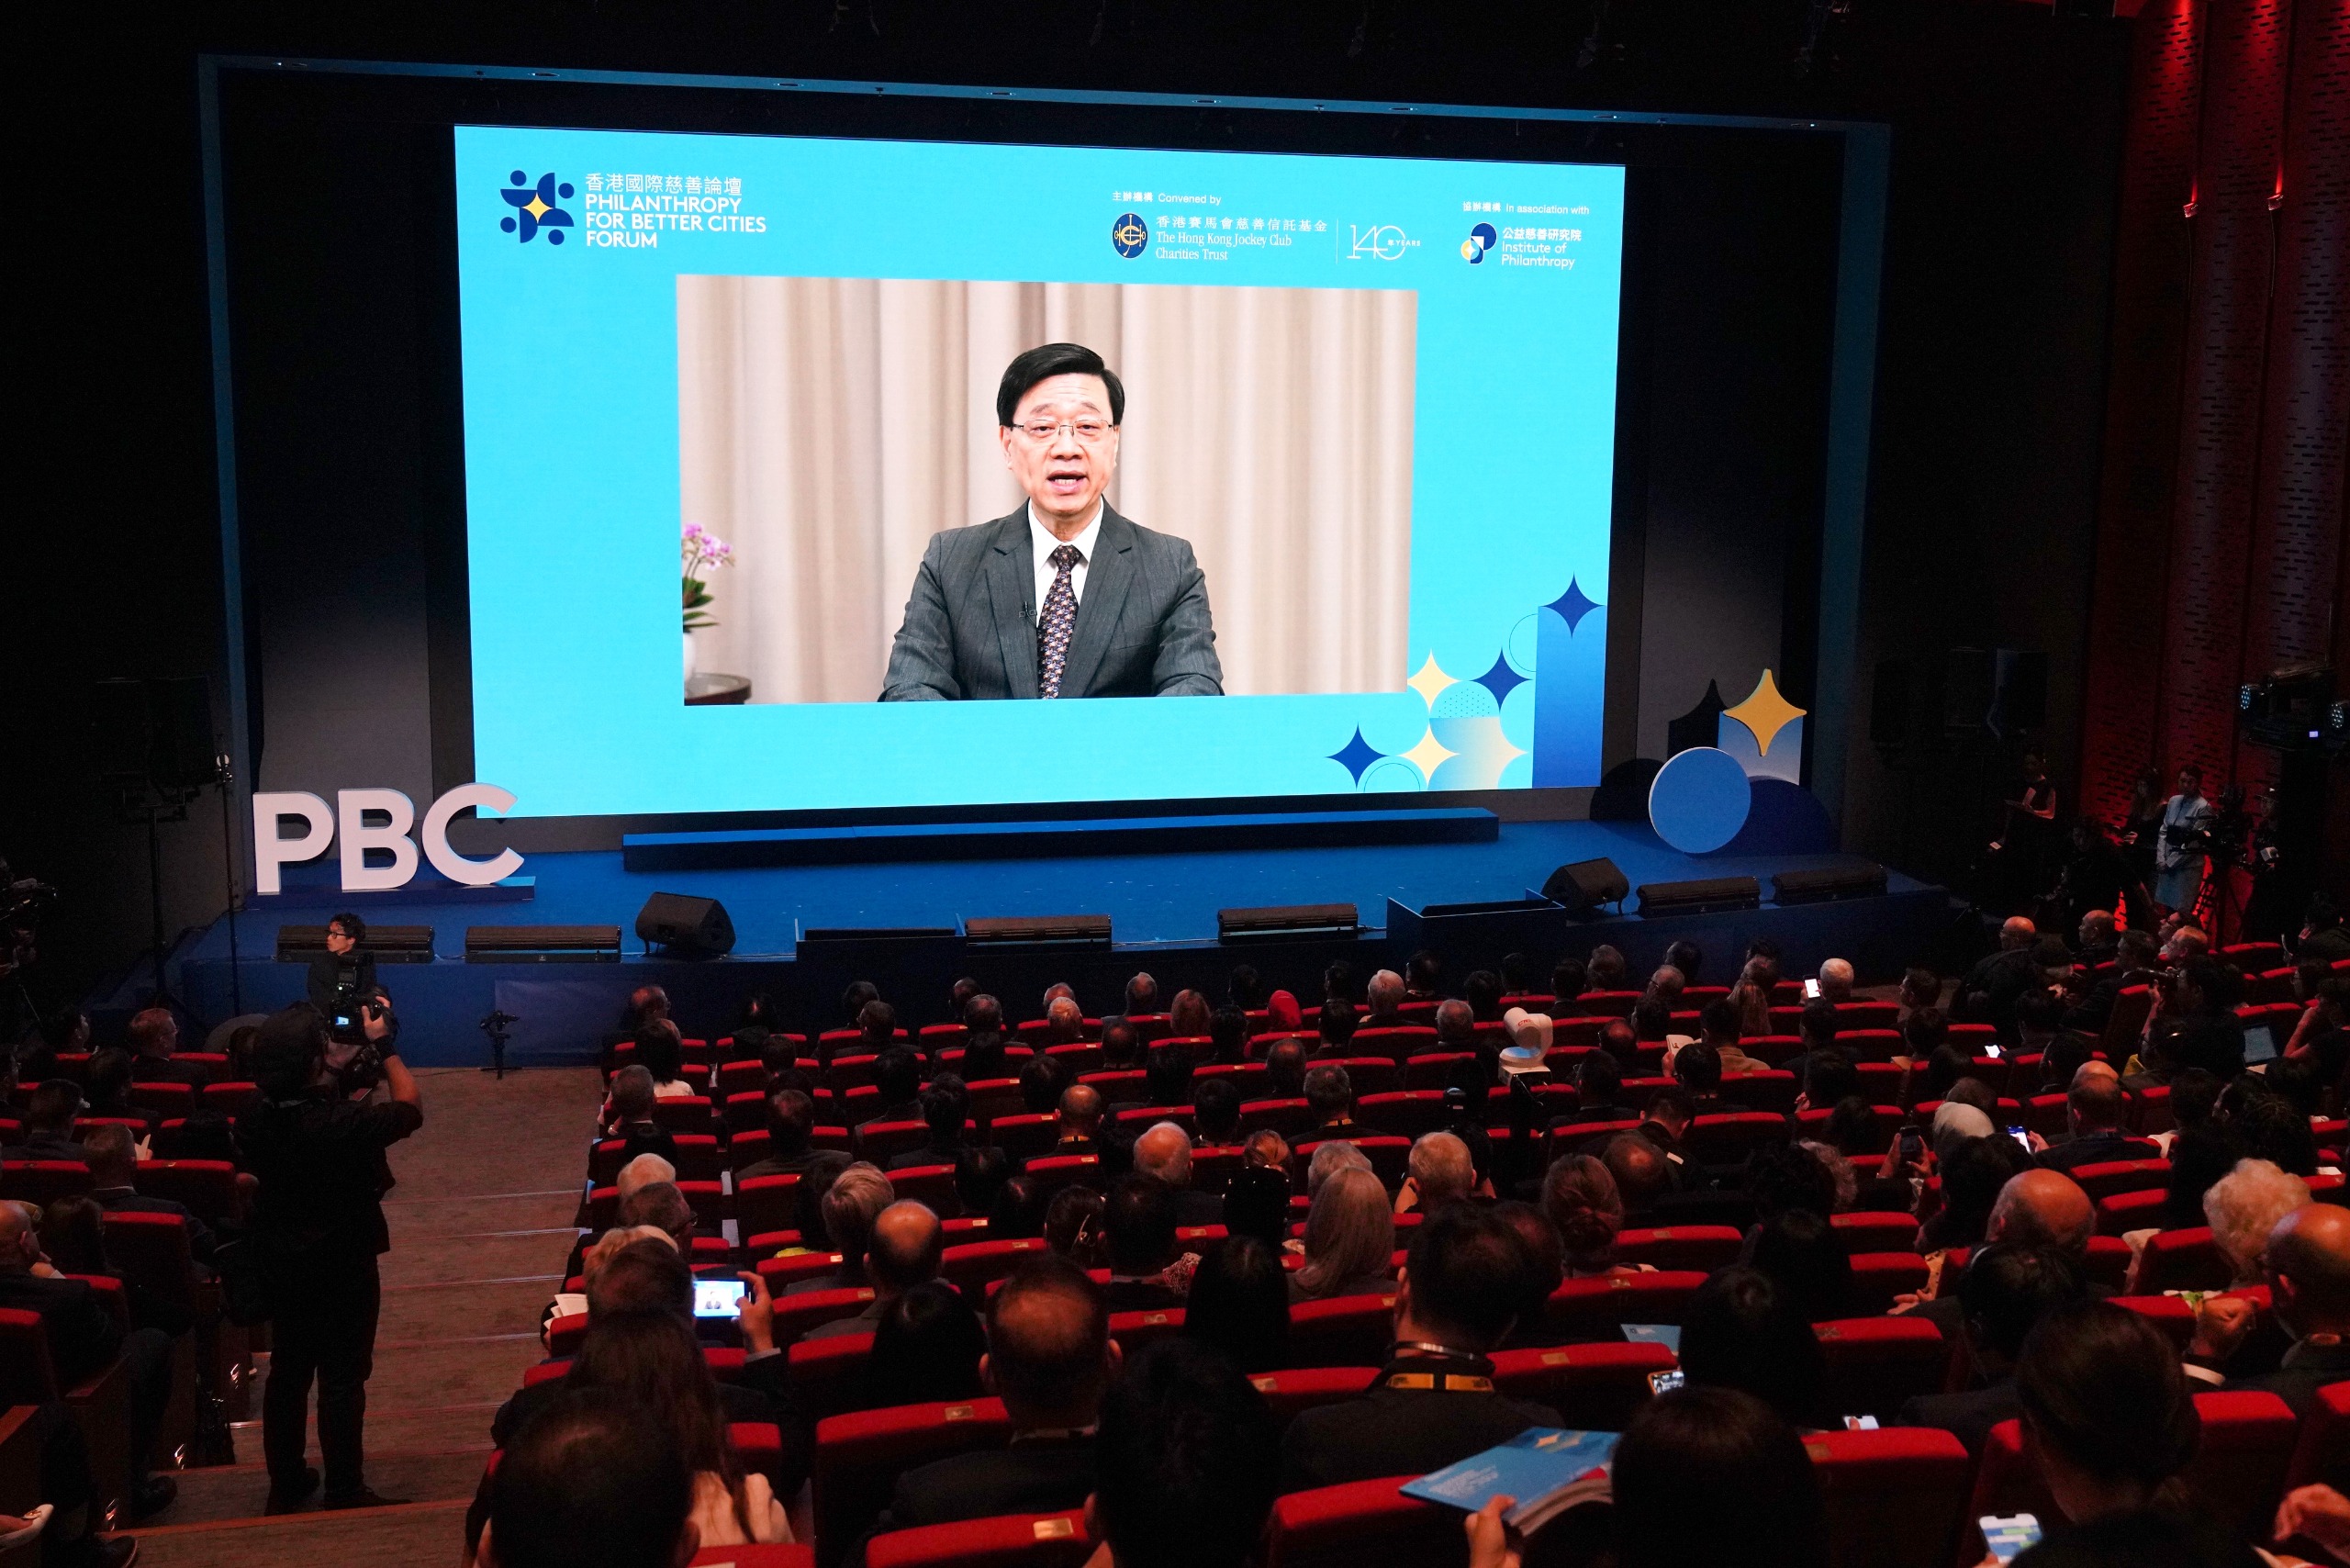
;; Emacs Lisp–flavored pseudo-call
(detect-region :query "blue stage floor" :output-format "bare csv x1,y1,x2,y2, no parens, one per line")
151,818,1947,1068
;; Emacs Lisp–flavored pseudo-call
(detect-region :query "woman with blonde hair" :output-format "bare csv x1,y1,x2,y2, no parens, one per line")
1728,957,1778,1040
1290,1167,1396,1301
1541,1154,1638,1277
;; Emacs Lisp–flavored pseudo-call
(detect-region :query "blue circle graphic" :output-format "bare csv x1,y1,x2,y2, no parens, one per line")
1648,746,1751,854
1110,211,1149,259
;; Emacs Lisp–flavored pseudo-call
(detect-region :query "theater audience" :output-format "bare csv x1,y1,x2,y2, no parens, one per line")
874,1258,1113,1532
598,1066,678,1168
81,1121,216,1261
1144,1043,1194,1109
1192,1077,1241,1147
1396,1130,1477,1215
2188,1203,2350,1410
2014,1301,2205,1537
1221,1165,1292,1250
733,1089,818,1181
633,1022,697,1100
1304,1138,1370,1199
864,1280,986,1406
1280,1204,1559,1490
1597,1388,1827,1568
5,1081,87,1163
1896,1244,2086,1452
861,1048,923,1129
781,1162,892,1295
1290,1167,1394,1303
2038,1070,2160,1172
1744,1208,1853,1321
1133,1121,1222,1226
1677,1267,1827,1428
563,1310,790,1545
1055,1083,1104,1155
2199,1159,2311,1289
1817,957,1855,1004
806,1199,944,1340
1181,1236,1290,1372
886,1074,971,1170
1301,1064,1360,1138
1541,1154,1631,1277
126,1006,207,1087
478,1388,694,1568
1088,1339,1281,1568
1101,1175,1187,1311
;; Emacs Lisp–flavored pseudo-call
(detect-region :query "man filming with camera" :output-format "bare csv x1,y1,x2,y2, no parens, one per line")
239,993,423,1512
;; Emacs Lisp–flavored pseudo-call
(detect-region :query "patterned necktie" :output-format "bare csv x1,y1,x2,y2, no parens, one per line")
1036,543,1083,699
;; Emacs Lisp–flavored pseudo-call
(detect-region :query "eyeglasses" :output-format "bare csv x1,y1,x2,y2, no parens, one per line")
1012,419,1116,445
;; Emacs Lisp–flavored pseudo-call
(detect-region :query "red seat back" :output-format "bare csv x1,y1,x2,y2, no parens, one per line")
1807,1426,1973,1568
812,1400,1013,1555
940,1238,1050,1296
787,1330,877,1423
201,1081,262,1117
1613,1226,1743,1273
99,1211,196,1317
1844,1253,1930,1315
1719,1070,1799,1114
0,1160,91,1208
1813,1316,1951,1423
1287,1293,1398,1368
774,1287,878,1342
0,1309,61,1403
1246,1366,1379,1424
1828,1212,1919,1253
864,1511,1093,1568
736,1174,802,1244
128,1082,193,1119
1490,1340,1673,1431
1264,1476,1460,1568
134,1159,236,1225
2135,1226,2231,1294
2286,1379,2350,1490
986,1112,1060,1159
1543,1271,1707,1338
2070,1159,2172,1203
1687,1112,1792,1163
651,1096,714,1136
2189,1389,2299,1538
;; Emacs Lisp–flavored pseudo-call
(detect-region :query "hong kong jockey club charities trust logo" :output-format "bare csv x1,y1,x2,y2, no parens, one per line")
500,172,576,244
1110,211,1149,259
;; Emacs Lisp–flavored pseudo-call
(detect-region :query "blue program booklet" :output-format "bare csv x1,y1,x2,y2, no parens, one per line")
1401,1428,1622,1531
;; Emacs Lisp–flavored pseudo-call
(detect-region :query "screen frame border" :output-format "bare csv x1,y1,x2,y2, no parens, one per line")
197,54,1886,858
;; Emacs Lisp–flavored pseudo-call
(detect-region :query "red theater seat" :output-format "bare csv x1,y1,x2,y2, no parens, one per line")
774,1287,878,1342
1814,1316,1950,1423
1403,1053,1475,1092
1613,1226,1743,1273
135,1159,237,1226
941,1238,1049,1296
1719,1070,1799,1114
1263,1476,1460,1568
1023,1155,1100,1196
1247,1366,1380,1424
1828,1211,1920,1253
2285,1380,2350,1489
1807,1426,1972,1568
1356,1090,1448,1139
2133,1226,2230,1294
865,1511,1093,1568
1844,1254,1930,1316
1287,1294,1398,1368
1490,1341,1674,1431
813,1400,1014,1557
1543,1271,1707,1339
2070,1159,2172,1204
0,1161,92,1208
788,1331,876,1423
1688,1112,1791,1164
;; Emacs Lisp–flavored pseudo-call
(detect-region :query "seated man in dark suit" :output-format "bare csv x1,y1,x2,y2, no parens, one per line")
1301,1064,1361,1141
0,1196,178,1519
874,1256,1111,1532
859,1047,924,1132
595,1066,677,1170
2035,1073,2160,1173
1192,1078,1242,1149
479,1387,696,1568
125,1006,210,1089
734,1088,821,1182
1312,1002,1360,1060
2189,1203,2350,1412
879,342,1223,703
1090,1339,1281,1568
1897,1244,2086,1453
1131,1123,1222,1228
1668,1039,1737,1119
81,1123,216,1263
1100,1174,1186,1313
887,1075,973,1171
1279,1204,1563,1490
1360,969,1409,1035
1262,1040,1308,1102
805,1200,945,1341
1556,1049,1636,1128
1052,1083,1103,1158
2,1080,88,1164
1142,1044,1193,1113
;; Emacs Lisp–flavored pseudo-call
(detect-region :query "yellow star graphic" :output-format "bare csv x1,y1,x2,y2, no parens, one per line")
1405,653,1456,711
524,196,551,220
1723,669,1807,758
1399,726,1456,783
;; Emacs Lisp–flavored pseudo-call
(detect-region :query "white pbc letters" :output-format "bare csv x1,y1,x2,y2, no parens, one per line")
252,784,524,894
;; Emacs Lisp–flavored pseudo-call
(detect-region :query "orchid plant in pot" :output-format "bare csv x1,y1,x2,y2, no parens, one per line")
681,522,733,683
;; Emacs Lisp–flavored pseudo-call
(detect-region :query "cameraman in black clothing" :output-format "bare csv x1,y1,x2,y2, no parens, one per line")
239,998,423,1513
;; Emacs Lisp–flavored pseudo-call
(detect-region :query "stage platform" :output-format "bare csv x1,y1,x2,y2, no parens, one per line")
141,817,1950,1069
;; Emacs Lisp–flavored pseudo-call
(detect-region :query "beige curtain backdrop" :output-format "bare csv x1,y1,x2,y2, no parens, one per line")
677,276,1416,702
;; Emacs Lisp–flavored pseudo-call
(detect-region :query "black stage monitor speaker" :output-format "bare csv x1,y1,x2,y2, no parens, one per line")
800,926,959,943
1542,857,1630,915
1636,876,1761,916
1945,647,1996,733
1771,863,1889,906
274,924,437,962
1218,903,1360,940
965,913,1113,946
636,893,736,958
465,924,622,962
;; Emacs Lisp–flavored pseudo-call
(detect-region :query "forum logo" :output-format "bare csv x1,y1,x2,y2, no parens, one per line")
1110,210,1149,258
1460,222,1497,263
500,171,576,245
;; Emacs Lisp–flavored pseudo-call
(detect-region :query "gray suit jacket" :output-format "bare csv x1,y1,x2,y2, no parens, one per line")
879,506,1222,700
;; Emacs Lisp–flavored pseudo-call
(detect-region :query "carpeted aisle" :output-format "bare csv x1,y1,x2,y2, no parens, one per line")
124,1066,602,1567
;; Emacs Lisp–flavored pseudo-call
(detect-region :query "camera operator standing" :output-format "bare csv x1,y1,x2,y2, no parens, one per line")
239,995,423,1511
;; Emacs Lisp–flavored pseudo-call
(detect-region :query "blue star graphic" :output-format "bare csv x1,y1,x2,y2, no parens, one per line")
1328,727,1387,784
1547,577,1602,635
1473,652,1528,707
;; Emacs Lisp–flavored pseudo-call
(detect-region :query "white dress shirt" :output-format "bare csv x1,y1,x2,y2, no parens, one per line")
1027,501,1103,618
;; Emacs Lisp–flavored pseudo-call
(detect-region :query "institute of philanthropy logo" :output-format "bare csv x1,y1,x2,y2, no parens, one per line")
499,171,576,245
1460,221,1498,263
1110,210,1149,259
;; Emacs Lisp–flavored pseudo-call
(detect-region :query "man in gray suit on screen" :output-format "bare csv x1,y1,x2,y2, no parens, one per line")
879,342,1223,701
